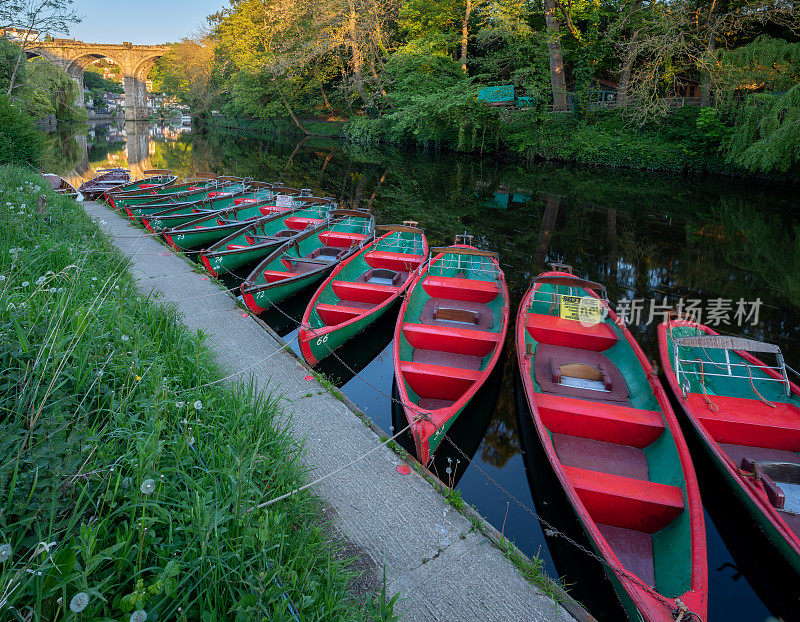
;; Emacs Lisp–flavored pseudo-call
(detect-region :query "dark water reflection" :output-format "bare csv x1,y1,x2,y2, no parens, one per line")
51,124,800,621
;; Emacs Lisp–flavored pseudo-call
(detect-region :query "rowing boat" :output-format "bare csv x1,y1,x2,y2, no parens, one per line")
517,270,707,622
78,168,130,200
164,196,334,251
106,173,219,210
42,173,81,200
241,210,375,312
124,177,252,221
137,183,278,232
393,236,509,465
659,318,800,580
299,223,428,366
104,169,177,201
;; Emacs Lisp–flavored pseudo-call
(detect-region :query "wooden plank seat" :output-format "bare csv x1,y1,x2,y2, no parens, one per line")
422,276,500,303
316,302,376,325
285,216,322,230
399,361,482,400
331,281,397,304
403,323,500,357
526,313,618,351
365,250,423,271
420,298,493,330
686,394,800,451
534,344,630,405
534,393,665,448
318,231,365,247
565,465,685,533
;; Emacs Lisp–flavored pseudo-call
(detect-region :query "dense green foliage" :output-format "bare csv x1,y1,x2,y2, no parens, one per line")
0,167,388,621
0,94,43,166
83,68,124,108
151,0,799,175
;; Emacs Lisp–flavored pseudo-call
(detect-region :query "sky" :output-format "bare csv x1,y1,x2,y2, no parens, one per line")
65,0,225,45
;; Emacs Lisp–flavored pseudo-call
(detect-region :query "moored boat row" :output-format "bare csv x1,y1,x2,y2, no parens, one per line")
85,167,799,622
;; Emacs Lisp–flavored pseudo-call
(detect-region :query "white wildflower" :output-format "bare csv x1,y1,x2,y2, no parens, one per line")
35,276,46,285
176,402,185,409
193,400,203,411
139,479,156,495
130,610,147,622
91,276,98,281
0,275,5,281
0,543,11,563
121,334,129,342
49,287,57,293
20,281,28,287
189,436,195,446
69,591,89,613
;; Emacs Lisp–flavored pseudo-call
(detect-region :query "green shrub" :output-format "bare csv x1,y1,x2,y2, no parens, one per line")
0,95,43,166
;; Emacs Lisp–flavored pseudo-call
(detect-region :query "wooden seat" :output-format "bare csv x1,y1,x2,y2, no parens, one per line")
565,465,685,533
526,313,618,351
318,231,365,247
534,393,665,448
316,303,369,325
365,250,423,271
422,276,499,303
687,394,800,450
403,323,500,357
262,270,291,283
331,281,396,304
399,361,482,400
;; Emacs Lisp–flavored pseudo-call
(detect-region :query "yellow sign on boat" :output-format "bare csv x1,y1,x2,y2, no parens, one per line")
559,295,605,325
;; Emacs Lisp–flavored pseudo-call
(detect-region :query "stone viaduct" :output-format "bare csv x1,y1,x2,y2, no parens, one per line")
28,39,171,121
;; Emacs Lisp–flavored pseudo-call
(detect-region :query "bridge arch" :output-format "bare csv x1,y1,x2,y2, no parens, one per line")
27,40,171,121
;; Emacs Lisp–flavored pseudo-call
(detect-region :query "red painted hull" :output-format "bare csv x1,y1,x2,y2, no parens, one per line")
517,273,707,621
658,320,800,570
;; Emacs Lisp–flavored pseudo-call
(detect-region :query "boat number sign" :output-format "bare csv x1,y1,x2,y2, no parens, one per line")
275,194,294,207
559,295,605,325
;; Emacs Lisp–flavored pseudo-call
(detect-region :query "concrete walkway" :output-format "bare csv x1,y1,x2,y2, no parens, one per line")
85,201,578,622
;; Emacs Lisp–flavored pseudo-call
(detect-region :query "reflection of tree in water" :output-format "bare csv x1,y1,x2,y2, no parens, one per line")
478,354,520,469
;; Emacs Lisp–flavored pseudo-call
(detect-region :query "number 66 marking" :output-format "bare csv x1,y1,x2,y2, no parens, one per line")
316,335,328,346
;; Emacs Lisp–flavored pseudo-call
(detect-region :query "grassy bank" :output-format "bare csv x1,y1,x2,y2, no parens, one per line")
0,166,386,620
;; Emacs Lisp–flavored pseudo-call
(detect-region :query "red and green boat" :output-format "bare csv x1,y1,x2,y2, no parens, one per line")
124,178,254,221
517,270,707,622
659,318,800,580
138,184,281,232
299,223,428,366
79,168,131,200
106,173,219,210
163,196,335,252
241,210,375,313
104,169,177,200
393,238,509,465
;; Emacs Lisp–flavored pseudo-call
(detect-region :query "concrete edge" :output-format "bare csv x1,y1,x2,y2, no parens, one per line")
99,204,595,622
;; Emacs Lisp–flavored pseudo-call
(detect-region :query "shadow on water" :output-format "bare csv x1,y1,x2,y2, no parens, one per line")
48,122,800,621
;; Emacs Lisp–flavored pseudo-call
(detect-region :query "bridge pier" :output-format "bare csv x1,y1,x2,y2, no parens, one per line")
123,74,149,122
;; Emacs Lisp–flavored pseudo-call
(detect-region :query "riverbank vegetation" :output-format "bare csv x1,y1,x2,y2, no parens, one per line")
0,166,391,620
155,0,800,176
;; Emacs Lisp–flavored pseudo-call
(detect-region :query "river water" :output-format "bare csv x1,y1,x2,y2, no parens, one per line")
48,121,800,621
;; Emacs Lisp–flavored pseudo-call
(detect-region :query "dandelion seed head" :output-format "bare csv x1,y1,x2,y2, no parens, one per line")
130,610,147,622
123,476,131,489
176,402,185,409
49,287,57,293
69,591,89,613
0,275,5,281
445,467,452,474
193,400,203,410
121,334,129,342
21,281,29,287
0,543,11,563
140,479,156,495
91,276,97,281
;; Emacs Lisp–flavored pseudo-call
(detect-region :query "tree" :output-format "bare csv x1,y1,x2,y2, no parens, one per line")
3,0,80,97
157,36,220,121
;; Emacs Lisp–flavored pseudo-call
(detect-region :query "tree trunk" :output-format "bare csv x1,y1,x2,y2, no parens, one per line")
460,0,472,74
367,170,387,210
7,44,26,97
544,0,568,111
617,34,637,108
700,29,715,106
348,0,371,109
320,80,333,114
534,194,561,267
271,74,310,135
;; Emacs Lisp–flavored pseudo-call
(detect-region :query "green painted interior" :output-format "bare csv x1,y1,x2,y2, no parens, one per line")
310,230,425,329
398,249,505,405
524,282,692,598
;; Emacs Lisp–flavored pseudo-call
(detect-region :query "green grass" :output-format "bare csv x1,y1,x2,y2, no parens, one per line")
0,165,390,620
